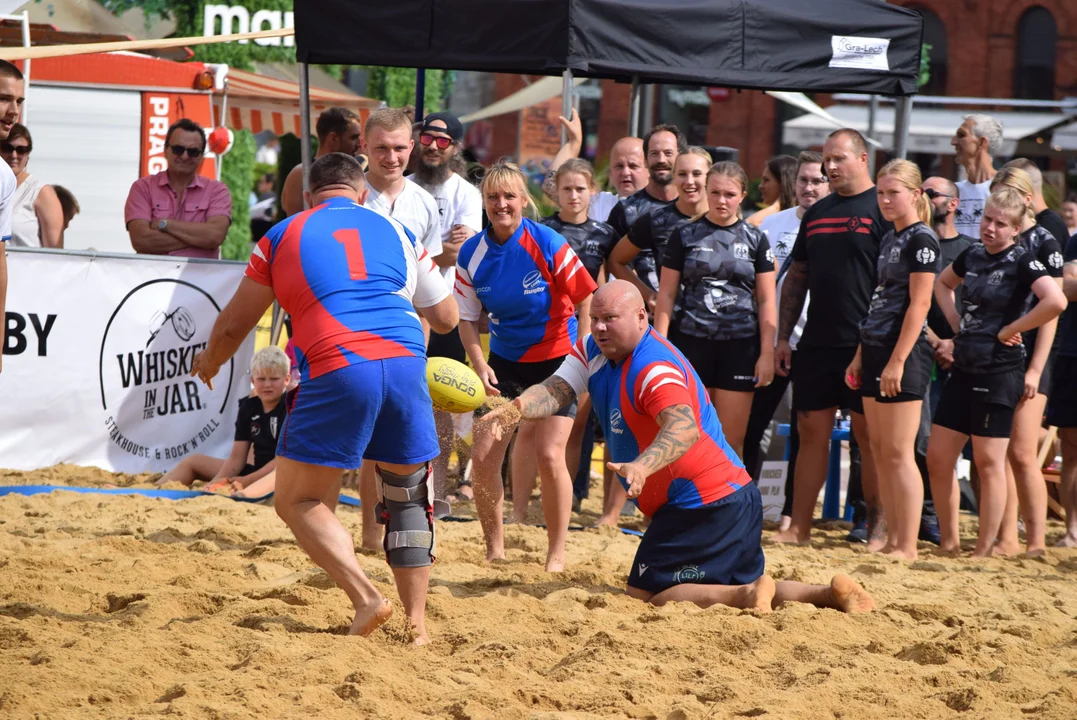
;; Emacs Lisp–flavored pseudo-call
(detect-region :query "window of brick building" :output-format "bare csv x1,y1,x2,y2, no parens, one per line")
1014,7,1057,100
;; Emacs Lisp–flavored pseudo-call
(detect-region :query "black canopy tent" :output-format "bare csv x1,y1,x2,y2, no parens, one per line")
291,0,923,189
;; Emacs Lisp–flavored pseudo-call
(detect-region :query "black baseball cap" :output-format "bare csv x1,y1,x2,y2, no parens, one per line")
420,112,464,143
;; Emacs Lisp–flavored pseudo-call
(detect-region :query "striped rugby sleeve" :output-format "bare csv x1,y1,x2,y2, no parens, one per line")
553,335,591,397
636,361,693,419
245,235,273,286
453,262,482,321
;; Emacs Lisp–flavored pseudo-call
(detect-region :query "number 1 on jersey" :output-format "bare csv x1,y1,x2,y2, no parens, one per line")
333,229,367,280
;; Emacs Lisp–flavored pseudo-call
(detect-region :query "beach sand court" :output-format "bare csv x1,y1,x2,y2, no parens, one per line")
1,464,1076,719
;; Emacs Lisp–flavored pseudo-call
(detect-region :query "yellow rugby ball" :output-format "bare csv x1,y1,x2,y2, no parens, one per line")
426,357,486,413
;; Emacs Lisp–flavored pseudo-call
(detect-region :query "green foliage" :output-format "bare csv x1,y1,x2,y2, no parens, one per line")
919,43,932,89
220,129,255,260
363,67,446,111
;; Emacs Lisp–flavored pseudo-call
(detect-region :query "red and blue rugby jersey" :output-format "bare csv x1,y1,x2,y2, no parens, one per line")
454,217,597,362
555,328,749,517
245,196,449,382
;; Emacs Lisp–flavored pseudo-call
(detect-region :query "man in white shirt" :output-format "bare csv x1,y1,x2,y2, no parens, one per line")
358,107,445,548
951,114,1002,240
411,111,483,512
0,60,24,375
362,108,442,258
743,151,830,526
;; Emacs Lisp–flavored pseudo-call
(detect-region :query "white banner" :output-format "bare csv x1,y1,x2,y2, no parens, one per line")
758,461,788,522
1,249,254,473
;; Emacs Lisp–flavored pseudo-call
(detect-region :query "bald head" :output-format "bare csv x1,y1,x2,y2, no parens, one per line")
594,279,644,311
591,280,648,361
608,137,648,197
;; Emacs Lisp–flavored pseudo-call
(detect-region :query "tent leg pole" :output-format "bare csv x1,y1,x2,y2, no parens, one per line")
561,69,573,143
629,77,641,137
893,95,913,160
299,62,312,200
642,84,656,135
415,68,426,122
866,95,878,175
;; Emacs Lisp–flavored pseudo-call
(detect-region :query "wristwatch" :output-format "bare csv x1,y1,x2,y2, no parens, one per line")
158,219,169,232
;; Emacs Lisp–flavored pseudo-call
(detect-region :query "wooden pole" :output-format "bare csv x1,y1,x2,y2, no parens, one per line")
0,28,294,61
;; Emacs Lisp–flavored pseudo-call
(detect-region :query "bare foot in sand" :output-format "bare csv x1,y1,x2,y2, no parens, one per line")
992,540,1021,557
830,574,875,614
485,544,505,563
935,544,961,557
594,513,620,528
1054,534,1077,548
744,575,776,613
778,515,792,533
769,529,810,545
883,548,917,561
349,598,392,636
545,554,565,573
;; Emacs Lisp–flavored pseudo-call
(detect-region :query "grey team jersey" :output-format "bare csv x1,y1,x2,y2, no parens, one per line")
663,218,775,341
627,203,696,277
952,243,1050,373
607,188,677,292
1017,224,1065,354
540,215,618,281
859,222,941,347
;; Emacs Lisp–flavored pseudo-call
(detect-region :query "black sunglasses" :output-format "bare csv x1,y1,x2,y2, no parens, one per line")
419,133,453,150
170,144,204,158
923,187,953,200
0,142,30,155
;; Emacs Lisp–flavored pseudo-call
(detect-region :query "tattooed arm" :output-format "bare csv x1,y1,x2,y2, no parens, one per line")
607,404,699,498
777,260,808,342
516,375,578,419
480,375,578,441
774,259,808,377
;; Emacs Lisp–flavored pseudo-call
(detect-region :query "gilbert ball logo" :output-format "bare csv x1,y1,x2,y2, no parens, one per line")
99,279,234,463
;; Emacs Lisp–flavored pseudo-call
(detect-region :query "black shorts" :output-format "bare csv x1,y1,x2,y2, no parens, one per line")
671,331,759,392
792,345,863,414
486,352,577,419
1047,356,1077,428
860,339,932,403
932,367,1023,438
239,463,258,477
627,484,765,594
427,326,467,364
1023,349,1056,397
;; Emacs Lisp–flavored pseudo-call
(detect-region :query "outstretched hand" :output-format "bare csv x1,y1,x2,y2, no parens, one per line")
606,460,647,499
478,399,523,442
191,351,221,391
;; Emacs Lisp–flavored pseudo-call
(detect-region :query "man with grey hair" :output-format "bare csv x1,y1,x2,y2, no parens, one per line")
950,114,1002,239
1002,158,1069,245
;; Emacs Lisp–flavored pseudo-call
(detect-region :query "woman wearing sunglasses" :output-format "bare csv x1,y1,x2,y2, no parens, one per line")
1,124,64,248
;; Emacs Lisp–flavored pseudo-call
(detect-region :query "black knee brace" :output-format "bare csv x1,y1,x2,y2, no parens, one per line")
374,463,435,568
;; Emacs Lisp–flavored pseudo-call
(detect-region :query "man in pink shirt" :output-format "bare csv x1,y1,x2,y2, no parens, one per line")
125,119,232,259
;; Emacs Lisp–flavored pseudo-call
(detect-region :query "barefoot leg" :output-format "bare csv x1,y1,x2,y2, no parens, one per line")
274,458,388,632
631,575,776,612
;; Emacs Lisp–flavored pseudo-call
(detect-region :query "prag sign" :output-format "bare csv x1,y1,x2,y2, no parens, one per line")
203,4,295,46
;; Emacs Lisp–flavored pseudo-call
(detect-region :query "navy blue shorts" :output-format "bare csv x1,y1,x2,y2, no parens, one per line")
628,483,766,594
278,357,440,469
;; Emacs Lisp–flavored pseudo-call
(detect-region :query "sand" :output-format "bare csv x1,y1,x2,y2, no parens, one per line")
2,463,1076,719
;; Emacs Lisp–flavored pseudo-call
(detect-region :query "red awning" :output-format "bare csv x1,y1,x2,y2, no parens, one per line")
213,67,381,136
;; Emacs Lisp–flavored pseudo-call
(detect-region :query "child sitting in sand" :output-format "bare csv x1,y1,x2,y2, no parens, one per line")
156,347,290,496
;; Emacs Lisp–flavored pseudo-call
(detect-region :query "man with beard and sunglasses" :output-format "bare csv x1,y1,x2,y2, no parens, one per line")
411,111,483,512
125,118,231,259
606,124,688,310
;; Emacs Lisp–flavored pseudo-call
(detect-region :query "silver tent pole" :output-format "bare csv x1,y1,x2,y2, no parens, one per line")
561,69,572,143
893,95,913,160
629,76,641,137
